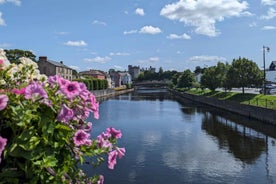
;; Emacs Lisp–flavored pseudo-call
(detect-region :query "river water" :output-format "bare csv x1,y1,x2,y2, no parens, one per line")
84,89,276,184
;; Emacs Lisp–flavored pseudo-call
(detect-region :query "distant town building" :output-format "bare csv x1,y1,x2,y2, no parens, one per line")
38,56,73,80
119,72,132,85
269,61,276,71
128,65,140,80
79,70,106,80
266,61,276,84
141,66,156,73
109,71,122,87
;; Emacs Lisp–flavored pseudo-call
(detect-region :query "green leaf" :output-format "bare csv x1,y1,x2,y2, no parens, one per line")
19,136,40,151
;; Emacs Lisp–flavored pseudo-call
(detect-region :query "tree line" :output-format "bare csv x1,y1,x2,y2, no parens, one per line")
171,57,263,94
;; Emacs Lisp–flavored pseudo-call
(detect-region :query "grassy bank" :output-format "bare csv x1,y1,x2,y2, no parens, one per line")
176,88,276,109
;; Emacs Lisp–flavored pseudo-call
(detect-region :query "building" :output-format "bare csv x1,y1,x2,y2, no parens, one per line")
38,56,73,80
266,61,276,84
109,71,122,87
79,70,106,80
119,72,132,85
128,65,140,80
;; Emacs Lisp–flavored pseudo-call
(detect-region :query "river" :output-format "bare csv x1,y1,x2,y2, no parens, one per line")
83,89,276,184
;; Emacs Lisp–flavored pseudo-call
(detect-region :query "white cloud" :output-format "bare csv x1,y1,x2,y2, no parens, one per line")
0,12,6,26
84,56,111,64
262,25,276,30
69,65,80,71
110,52,130,56
0,43,11,48
149,57,159,63
114,65,124,70
124,11,129,15
135,8,145,16
0,0,21,6
55,31,69,35
64,40,87,47
189,55,227,63
123,29,138,35
249,22,257,27
167,33,191,40
160,0,249,37
260,8,276,20
139,26,162,35
261,0,276,5
92,20,107,26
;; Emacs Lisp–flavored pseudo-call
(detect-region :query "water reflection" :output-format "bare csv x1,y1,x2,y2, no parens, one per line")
202,113,266,164
84,90,276,184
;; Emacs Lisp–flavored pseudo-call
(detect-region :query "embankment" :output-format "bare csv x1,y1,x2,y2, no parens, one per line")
171,90,276,125
92,88,134,99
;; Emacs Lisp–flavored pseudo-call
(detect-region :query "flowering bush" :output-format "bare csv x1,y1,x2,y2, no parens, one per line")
0,50,125,184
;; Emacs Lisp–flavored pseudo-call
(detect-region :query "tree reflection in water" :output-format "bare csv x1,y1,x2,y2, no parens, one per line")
201,112,266,164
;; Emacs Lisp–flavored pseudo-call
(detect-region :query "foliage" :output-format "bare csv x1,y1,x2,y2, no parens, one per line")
177,69,195,88
4,49,36,64
226,57,263,94
185,88,276,109
201,62,230,91
74,78,108,91
0,51,125,183
137,69,177,82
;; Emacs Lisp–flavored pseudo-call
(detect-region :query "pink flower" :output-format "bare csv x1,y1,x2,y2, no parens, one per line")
97,175,104,184
57,104,74,123
73,130,91,147
0,94,8,111
12,88,26,95
24,82,48,101
116,147,126,159
0,136,7,163
108,150,117,169
106,127,122,139
60,81,81,99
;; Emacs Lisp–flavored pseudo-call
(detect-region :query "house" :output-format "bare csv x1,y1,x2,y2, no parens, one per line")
119,72,132,85
109,71,121,87
38,56,73,80
266,61,276,84
269,61,276,71
79,70,106,80
128,65,140,80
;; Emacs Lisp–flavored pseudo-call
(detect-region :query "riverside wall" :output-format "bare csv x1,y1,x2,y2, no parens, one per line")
170,90,276,126
92,88,134,99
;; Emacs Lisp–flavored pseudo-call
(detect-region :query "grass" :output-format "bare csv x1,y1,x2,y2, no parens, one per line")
177,88,276,109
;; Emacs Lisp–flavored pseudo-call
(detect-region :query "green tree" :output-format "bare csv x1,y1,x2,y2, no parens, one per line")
201,62,229,91
4,49,36,64
226,57,263,94
177,69,195,88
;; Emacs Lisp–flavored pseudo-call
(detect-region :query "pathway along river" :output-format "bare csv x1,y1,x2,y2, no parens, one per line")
83,88,276,184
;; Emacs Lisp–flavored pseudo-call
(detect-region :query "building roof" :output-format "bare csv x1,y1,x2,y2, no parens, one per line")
47,59,73,70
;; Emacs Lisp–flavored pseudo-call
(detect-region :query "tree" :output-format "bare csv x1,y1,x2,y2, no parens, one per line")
226,57,263,94
200,62,229,91
177,69,195,88
4,49,36,64
201,66,218,91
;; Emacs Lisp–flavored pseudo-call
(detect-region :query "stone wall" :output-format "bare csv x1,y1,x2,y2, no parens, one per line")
171,90,276,125
92,88,134,99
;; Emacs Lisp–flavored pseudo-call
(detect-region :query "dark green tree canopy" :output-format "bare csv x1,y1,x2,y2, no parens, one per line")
4,49,36,64
177,69,195,88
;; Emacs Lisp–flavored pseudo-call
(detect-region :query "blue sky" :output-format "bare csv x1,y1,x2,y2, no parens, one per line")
0,0,276,72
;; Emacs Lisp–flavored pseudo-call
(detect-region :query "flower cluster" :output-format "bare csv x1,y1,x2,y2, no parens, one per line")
0,50,125,184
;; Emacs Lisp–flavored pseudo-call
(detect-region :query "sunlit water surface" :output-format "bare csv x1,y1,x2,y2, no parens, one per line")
83,89,276,184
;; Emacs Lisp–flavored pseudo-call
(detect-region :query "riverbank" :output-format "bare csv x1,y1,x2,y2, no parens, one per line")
170,89,276,125
92,88,134,99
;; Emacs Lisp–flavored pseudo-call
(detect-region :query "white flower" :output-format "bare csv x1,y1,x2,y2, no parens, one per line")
0,49,10,67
